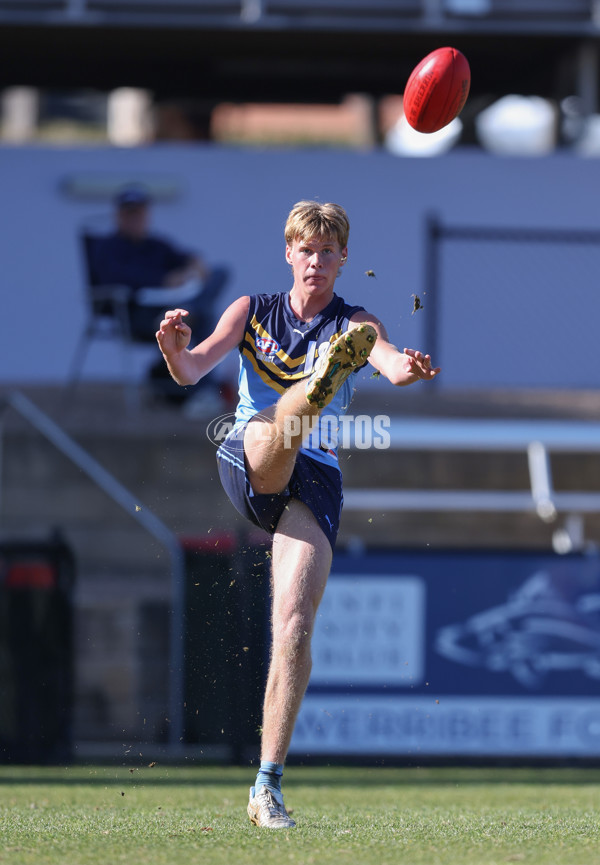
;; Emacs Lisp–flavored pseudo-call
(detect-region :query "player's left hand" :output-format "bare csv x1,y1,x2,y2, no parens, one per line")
403,347,441,380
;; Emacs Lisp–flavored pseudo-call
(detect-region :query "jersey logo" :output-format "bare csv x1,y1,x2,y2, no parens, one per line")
255,335,280,356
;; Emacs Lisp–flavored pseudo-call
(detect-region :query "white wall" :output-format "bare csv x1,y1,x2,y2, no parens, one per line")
1,143,598,388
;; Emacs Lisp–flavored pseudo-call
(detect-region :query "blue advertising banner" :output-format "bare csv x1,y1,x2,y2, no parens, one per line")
289,550,600,758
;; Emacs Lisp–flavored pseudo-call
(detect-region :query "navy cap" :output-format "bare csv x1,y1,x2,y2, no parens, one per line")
115,185,151,208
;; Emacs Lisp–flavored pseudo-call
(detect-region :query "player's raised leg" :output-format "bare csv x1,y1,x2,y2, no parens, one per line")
243,380,319,496
244,323,377,496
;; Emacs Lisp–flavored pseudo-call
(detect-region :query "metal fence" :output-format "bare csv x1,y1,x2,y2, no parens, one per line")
423,216,600,390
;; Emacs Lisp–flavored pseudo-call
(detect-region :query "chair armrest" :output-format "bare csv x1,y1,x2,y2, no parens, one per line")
91,284,133,303
90,284,133,325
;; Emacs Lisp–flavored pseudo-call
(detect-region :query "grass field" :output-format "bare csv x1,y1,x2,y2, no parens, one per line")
1,764,599,865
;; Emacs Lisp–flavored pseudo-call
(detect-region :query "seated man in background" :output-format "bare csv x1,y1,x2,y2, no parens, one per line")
91,184,231,411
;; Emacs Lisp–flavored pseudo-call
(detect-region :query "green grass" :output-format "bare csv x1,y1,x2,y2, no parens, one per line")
1,765,600,865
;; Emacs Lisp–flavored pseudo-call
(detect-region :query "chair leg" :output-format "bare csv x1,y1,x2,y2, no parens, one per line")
112,301,143,415
67,330,92,387
63,329,93,410
119,339,142,414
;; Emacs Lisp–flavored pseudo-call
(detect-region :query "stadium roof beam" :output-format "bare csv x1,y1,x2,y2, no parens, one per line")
0,0,597,34
0,3,598,107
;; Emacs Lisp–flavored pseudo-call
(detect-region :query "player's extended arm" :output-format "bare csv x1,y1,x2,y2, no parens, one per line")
156,295,250,386
349,311,440,386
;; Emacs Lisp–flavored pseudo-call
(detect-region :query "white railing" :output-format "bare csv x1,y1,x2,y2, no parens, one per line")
343,416,600,552
0,390,186,754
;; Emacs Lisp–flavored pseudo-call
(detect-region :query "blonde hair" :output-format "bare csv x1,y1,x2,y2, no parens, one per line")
284,200,350,248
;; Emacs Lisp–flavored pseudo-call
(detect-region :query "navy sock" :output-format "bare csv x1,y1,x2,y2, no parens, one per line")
255,761,284,794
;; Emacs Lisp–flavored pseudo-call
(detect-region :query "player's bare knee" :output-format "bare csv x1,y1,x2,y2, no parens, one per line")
272,608,315,659
244,421,278,457
247,463,294,496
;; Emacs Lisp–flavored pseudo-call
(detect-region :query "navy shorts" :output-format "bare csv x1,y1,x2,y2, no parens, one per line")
216,425,343,552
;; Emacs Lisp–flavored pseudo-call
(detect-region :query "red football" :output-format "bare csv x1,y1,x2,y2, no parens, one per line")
403,47,471,134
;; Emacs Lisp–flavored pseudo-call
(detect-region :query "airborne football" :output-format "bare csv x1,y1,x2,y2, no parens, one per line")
403,46,471,133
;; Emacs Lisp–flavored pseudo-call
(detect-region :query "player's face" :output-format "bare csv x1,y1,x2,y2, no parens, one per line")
286,236,347,296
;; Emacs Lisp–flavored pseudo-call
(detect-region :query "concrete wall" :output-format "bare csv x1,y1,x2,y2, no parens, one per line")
1,142,599,389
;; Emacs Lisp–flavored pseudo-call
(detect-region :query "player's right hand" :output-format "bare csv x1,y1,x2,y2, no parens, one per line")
156,308,192,354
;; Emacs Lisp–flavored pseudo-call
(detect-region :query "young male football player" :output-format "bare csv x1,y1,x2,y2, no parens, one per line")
156,200,440,828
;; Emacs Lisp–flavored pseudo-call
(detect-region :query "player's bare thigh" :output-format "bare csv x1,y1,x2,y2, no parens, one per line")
243,406,296,495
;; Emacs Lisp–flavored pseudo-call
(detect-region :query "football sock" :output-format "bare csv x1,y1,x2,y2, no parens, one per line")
255,761,284,794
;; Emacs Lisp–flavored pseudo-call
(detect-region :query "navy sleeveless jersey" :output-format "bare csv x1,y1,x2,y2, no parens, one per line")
233,291,366,468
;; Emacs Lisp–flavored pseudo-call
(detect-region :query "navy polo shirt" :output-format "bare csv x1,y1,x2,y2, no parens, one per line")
90,232,193,291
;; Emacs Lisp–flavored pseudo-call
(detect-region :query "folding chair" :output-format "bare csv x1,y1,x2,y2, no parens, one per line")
67,227,142,411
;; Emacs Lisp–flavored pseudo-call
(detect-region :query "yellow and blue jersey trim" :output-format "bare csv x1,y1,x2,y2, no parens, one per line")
232,291,366,468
